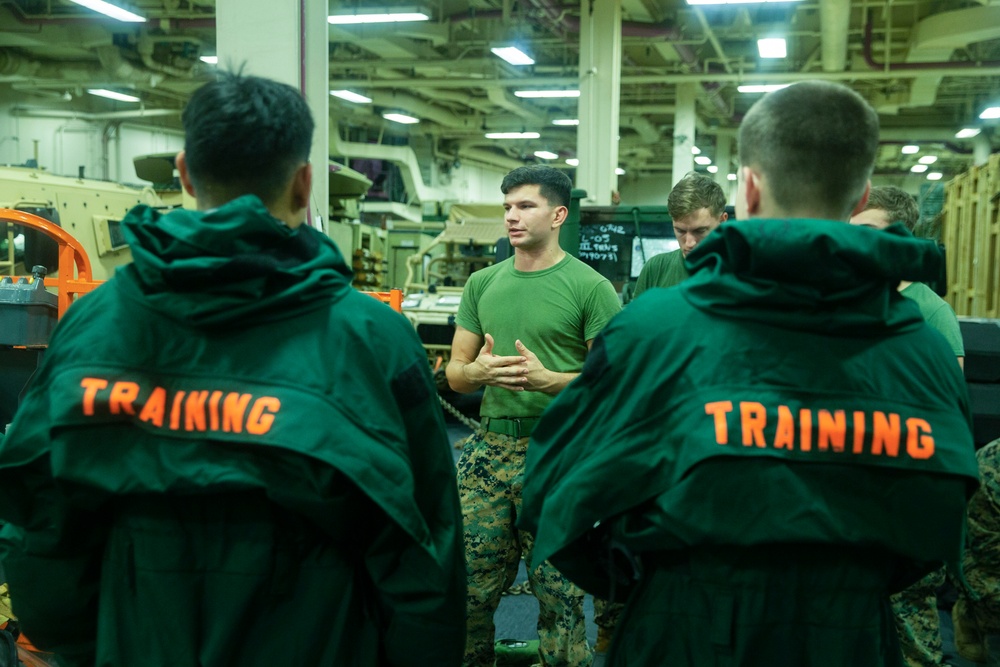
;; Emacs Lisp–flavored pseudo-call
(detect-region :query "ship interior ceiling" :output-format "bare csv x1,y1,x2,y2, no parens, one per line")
0,0,998,186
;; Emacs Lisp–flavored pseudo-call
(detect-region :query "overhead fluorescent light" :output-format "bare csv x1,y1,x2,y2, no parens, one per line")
955,128,981,139
68,0,145,22
737,84,791,93
707,165,719,173
534,150,559,160
687,0,804,4
485,132,541,139
727,173,737,181
332,89,372,104
910,164,929,173
492,46,534,66
901,145,920,154
514,90,580,98
927,172,944,181
615,167,626,175
691,146,701,155
200,55,218,65
979,106,1000,120
565,158,580,166
328,8,430,24
88,88,140,102
757,38,787,59
694,156,713,165
383,112,419,124
552,119,580,126
918,155,938,164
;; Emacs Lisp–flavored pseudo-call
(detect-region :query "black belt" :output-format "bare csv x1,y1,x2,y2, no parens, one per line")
481,416,541,439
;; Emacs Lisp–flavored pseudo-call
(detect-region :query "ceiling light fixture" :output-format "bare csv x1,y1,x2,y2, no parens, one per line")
332,90,372,104
88,88,140,102
616,167,626,175
534,150,558,160
955,128,981,139
727,173,737,181
383,112,419,124
918,155,938,165
910,164,929,173
757,38,787,59
737,84,791,93
927,172,944,181
694,156,712,165
514,90,580,98
691,146,701,155
491,46,534,66
901,145,920,154
200,55,218,65
707,166,719,173
68,0,145,22
552,119,580,126
328,7,430,24
485,131,541,139
979,106,1000,120
566,158,580,166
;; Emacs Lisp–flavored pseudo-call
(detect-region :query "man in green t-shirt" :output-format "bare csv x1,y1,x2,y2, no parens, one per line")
446,165,621,667
632,172,728,298
851,186,964,368
851,184,965,667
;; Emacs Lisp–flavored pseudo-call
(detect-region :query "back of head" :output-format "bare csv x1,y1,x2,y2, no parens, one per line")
738,81,879,220
668,172,727,220
182,70,314,208
865,185,920,232
501,165,572,208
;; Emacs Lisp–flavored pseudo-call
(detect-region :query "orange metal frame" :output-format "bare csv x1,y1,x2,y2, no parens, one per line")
0,207,405,317
0,208,101,318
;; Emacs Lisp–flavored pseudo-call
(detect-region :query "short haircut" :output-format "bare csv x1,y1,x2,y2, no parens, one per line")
501,165,572,208
738,81,879,220
181,70,314,207
865,185,920,232
668,172,726,221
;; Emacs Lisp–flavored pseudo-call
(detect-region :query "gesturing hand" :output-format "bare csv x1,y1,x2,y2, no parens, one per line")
469,333,529,392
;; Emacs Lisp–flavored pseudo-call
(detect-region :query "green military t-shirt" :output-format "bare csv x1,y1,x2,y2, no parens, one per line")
633,249,689,298
901,281,965,357
455,254,621,420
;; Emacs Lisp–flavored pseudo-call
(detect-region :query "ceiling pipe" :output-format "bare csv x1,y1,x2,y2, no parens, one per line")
330,129,449,204
524,0,730,115
11,107,180,120
862,9,1000,70
333,66,1000,89
820,0,850,72
0,2,212,28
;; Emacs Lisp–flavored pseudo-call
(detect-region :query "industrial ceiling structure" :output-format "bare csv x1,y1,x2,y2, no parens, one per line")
1,0,999,186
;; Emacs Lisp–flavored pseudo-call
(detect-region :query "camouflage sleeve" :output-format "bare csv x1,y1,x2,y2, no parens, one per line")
963,439,1000,604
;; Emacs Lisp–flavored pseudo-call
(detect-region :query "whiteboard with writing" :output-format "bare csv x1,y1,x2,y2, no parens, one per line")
578,223,626,263
631,237,679,278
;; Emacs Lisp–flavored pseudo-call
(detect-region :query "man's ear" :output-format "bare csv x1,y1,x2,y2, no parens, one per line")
551,204,568,230
743,166,762,216
176,150,196,197
850,180,872,217
290,162,312,212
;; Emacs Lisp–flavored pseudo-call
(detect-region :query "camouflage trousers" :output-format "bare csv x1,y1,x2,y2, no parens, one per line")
457,429,593,667
891,567,946,667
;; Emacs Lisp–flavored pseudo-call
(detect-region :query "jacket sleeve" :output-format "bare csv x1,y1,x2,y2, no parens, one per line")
361,356,466,667
0,384,106,665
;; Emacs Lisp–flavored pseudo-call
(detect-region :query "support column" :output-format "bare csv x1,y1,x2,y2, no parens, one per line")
973,133,991,167
576,0,621,206
216,0,329,230
672,83,696,188
713,132,733,199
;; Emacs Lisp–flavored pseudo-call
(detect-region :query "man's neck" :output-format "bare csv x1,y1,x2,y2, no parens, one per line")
513,244,566,272
898,280,913,291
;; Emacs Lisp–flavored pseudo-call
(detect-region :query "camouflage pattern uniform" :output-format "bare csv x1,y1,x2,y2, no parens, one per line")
458,429,593,667
953,438,1000,664
592,599,623,653
891,568,947,666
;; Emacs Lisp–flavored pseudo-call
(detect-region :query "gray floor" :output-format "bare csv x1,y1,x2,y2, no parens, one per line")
446,417,968,667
